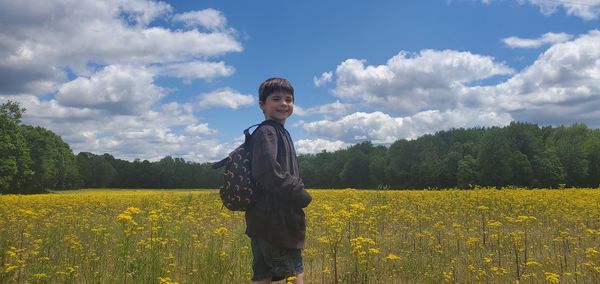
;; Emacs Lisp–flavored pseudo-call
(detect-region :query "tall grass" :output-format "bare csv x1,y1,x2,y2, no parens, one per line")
1,188,600,283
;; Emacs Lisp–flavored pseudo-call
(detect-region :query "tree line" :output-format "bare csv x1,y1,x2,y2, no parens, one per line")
299,122,600,189
1,101,80,194
2,100,600,194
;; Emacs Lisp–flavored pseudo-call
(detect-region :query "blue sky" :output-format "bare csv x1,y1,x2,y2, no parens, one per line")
1,0,600,162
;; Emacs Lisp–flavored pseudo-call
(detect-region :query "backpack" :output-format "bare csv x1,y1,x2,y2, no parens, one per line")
212,123,262,211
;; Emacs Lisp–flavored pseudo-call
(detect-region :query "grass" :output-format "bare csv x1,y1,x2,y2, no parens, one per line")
1,188,600,283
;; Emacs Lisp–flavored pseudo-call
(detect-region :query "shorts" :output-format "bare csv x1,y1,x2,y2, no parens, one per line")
251,237,304,281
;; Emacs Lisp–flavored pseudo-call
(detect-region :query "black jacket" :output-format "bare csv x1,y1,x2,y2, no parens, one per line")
245,120,312,249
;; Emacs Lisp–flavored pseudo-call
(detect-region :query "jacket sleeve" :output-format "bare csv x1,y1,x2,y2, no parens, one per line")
251,126,311,208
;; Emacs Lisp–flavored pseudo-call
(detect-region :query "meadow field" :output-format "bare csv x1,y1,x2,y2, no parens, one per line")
1,188,600,283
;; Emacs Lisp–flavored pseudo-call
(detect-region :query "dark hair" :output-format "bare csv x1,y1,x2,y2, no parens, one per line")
258,77,294,102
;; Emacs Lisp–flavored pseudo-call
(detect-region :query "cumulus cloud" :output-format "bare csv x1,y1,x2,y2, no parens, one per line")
0,94,104,123
172,8,228,31
303,110,512,144
55,65,164,115
184,123,217,136
307,30,600,146
292,106,307,116
503,32,573,48
0,0,241,95
296,100,354,119
0,0,247,162
154,61,235,81
2,94,231,162
484,30,600,125
516,0,600,20
332,50,513,115
313,71,333,87
295,139,350,154
197,88,255,109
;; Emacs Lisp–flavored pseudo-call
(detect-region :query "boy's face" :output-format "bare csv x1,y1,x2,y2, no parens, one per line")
259,92,294,125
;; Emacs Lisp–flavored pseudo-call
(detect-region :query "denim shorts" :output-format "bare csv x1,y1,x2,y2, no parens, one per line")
251,238,304,281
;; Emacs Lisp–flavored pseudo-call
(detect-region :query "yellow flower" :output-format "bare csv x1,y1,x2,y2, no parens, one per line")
466,237,479,246
148,210,159,222
32,273,48,280
286,275,297,284
545,272,560,284
125,207,141,215
214,226,228,236
117,213,133,223
4,265,19,273
586,247,599,258
386,253,401,261
158,277,179,284
443,271,453,283
317,236,331,244
526,261,542,267
369,248,380,254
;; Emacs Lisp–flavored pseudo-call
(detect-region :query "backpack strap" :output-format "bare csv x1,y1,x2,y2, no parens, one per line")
211,157,228,169
211,123,261,169
243,123,262,144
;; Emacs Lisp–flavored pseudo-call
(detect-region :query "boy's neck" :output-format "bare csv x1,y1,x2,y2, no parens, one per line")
264,118,285,127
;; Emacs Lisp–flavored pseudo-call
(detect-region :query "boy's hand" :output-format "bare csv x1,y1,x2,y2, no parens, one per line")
293,182,311,208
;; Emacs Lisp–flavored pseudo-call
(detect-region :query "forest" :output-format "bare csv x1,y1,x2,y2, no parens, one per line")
2,100,600,194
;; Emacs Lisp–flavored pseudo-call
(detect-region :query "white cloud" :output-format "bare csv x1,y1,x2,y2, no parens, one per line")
296,100,354,119
332,50,513,115
0,0,242,95
0,0,246,162
117,0,173,26
154,61,235,81
292,106,307,116
517,0,600,20
0,95,103,122
503,32,573,48
309,29,600,146
484,30,600,125
197,88,255,109
313,71,333,87
295,139,350,154
303,110,512,144
2,94,231,162
184,123,217,136
172,8,227,31
56,65,164,115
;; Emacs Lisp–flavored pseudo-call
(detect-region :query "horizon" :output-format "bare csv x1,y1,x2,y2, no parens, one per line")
71,120,596,163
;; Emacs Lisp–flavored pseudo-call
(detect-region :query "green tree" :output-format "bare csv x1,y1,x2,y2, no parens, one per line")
157,156,176,188
550,124,590,186
509,150,533,186
479,128,513,187
456,155,479,188
76,152,117,187
583,130,600,187
369,153,388,188
531,149,565,187
0,101,33,193
21,125,80,190
387,139,417,188
439,151,461,188
339,152,369,188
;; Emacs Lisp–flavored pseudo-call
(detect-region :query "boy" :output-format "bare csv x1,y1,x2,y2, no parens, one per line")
246,77,312,283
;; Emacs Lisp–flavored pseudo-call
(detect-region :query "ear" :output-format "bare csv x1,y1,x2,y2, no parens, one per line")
259,101,265,112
